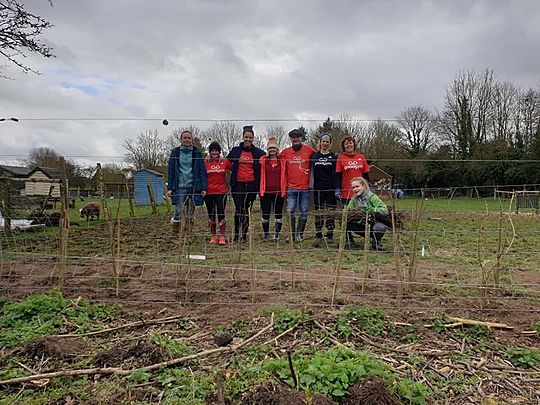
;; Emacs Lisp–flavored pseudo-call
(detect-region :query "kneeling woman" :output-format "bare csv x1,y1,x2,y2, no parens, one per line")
204,141,232,245
346,177,389,251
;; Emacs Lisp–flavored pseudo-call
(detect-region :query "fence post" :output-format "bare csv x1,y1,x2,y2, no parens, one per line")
147,183,157,214
58,158,70,289
0,177,12,236
0,177,11,236
125,181,135,217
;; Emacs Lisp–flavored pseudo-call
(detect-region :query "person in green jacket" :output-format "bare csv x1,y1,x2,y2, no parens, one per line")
346,177,389,251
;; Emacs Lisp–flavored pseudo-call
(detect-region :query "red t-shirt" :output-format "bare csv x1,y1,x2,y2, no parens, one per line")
204,158,232,194
265,159,281,193
237,150,255,182
336,152,370,199
281,145,316,190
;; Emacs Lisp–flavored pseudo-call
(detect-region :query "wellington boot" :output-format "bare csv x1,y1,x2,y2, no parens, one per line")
171,221,180,237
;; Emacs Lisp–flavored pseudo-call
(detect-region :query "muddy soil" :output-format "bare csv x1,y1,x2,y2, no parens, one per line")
341,378,399,405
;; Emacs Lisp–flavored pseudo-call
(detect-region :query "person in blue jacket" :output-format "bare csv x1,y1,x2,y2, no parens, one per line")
166,130,208,237
227,125,266,242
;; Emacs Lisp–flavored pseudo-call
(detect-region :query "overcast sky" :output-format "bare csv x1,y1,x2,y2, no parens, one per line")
1,0,539,166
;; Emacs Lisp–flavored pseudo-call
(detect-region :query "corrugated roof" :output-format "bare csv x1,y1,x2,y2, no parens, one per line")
0,165,32,177
137,169,163,177
27,166,61,179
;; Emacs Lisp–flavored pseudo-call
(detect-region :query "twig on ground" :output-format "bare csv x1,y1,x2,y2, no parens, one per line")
312,320,347,347
54,314,191,338
0,314,275,386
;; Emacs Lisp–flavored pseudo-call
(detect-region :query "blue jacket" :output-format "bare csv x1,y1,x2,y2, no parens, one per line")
167,146,207,204
227,143,265,192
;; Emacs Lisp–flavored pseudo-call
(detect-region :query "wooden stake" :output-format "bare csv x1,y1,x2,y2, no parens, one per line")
391,205,403,307
58,158,69,289
248,207,256,303
125,181,134,217
331,206,348,307
361,215,370,293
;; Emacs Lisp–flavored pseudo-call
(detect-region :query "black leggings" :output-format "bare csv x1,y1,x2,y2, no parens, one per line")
313,189,336,237
231,182,257,237
204,194,227,222
260,193,284,222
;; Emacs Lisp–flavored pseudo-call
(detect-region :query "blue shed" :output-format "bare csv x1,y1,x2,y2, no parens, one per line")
133,169,164,205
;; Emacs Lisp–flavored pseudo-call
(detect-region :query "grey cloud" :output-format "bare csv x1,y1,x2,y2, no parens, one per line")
1,0,539,163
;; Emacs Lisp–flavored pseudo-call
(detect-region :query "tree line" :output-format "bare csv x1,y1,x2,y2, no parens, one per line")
20,69,540,193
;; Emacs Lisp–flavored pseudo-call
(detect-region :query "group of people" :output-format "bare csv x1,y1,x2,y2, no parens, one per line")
166,126,389,251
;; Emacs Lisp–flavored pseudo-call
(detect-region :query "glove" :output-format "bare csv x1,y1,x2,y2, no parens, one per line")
334,188,341,198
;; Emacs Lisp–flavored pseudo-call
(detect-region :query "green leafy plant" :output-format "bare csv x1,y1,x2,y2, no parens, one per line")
430,314,452,333
335,305,389,338
506,347,540,368
262,307,311,333
156,368,214,404
0,290,67,347
149,335,191,357
264,347,393,398
392,379,430,405
0,290,121,348
127,370,151,385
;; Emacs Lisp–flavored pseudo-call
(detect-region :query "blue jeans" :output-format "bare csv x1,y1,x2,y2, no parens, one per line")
172,187,195,222
287,188,310,220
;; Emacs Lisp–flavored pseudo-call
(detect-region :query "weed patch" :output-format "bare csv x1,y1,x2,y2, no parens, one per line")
0,290,120,348
262,307,311,333
334,305,390,338
505,347,540,368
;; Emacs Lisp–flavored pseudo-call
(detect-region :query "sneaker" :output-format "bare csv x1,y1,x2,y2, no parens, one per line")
218,236,226,245
210,235,218,244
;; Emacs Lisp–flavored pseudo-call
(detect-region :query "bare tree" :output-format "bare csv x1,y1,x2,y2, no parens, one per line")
20,146,80,180
264,125,288,150
0,0,54,77
396,105,436,158
438,69,496,157
202,122,240,156
308,115,371,153
123,130,169,171
491,81,519,145
363,120,403,159
515,88,540,150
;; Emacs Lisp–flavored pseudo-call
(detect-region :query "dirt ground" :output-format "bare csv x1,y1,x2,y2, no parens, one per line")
1,215,539,404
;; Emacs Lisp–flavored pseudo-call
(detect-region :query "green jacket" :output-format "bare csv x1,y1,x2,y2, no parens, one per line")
348,191,388,215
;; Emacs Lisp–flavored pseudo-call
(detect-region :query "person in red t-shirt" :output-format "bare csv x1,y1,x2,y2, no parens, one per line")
335,135,371,248
336,136,370,204
204,141,232,246
227,126,266,242
280,128,316,242
259,136,286,241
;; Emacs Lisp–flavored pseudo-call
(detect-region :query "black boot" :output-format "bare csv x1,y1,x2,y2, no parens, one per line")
289,216,296,242
325,230,334,242
274,221,283,240
345,231,356,250
262,221,270,241
371,238,387,252
297,218,307,242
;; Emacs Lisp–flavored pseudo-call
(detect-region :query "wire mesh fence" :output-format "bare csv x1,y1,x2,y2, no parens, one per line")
1,186,540,316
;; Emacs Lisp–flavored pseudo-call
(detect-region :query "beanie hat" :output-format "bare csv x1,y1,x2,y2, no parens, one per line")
243,125,254,134
267,136,279,150
208,141,221,153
